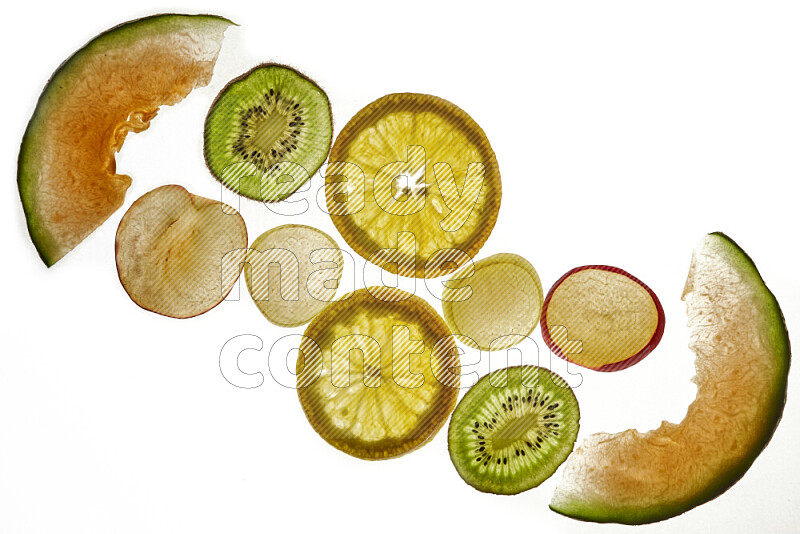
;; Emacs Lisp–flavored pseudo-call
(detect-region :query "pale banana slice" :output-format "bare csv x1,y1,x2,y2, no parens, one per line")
245,225,343,327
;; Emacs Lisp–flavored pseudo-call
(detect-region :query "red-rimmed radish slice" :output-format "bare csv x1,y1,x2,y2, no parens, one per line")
540,265,664,372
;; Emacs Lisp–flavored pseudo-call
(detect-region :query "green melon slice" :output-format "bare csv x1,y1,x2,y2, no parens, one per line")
18,14,232,266
549,232,790,524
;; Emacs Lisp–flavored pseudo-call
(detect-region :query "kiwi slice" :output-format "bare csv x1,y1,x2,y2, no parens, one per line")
448,366,580,495
204,64,332,201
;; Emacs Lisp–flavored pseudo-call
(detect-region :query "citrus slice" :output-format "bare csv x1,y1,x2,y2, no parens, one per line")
115,185,247,319
442,253,544,351
325,93,502,278
550,233,791,524
245,225,343,327
18,14,231,266
297,287,461,459
540,265,665,372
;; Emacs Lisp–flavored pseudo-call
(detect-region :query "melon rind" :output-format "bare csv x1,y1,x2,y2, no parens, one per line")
18,14,232,266
549,232,790,524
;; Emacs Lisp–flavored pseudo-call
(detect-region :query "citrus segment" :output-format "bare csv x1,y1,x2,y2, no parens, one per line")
297,287,460,459
549,234,791,523
245,225,343,327
541,266,664,372
326,93,501,278
442,253,544,351
18,14,231,266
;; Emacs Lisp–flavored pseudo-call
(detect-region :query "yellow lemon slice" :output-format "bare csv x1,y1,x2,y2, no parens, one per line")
297,287,460,459
326,93,501,278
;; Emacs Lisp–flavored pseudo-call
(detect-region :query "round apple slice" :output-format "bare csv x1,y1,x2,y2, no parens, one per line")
540,265,665,372
115,185,247,318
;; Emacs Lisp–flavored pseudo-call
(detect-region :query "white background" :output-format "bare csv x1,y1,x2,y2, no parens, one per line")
3,1,799,532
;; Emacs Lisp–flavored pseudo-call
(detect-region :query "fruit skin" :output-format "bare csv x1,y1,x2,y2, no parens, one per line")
549,233,790,524
540,265,665,372
18,14,232,267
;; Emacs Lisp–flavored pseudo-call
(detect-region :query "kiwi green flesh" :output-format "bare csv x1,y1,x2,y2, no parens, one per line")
448,366,580,495
204,64,332,201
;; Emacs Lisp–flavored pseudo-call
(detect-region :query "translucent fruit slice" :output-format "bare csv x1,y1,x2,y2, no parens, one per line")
326,93,502,278
448,366,580,494
245,225,343,328
18,14,232,266
297,287,461,459
442,253,544,351
115,185,247,318
550,233,790,524
540,265,665,372
204,64,332,201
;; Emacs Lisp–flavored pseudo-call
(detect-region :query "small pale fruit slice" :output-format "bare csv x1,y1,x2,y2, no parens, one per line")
326,93,502,278
297,287,461,459
549,233,791,524
18,14,231,266
115,185,247,319
442,253,544,351
245,225,343,328
540,265,665,372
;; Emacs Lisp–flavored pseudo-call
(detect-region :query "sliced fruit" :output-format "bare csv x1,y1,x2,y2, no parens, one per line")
115,185,247,319
245,224,343,327
540,265,665,372
326,93,502,278
442,253,543,351
18,14,232,266
204,64,332,201
297,287,460,459
448,366,580,495
550,233,791,524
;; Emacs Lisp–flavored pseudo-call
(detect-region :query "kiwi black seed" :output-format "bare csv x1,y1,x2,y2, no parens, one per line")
448,365,579,495
204,64,332,202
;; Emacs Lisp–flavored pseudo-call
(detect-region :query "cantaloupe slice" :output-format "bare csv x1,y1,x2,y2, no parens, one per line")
18,14,232,266
550,233,790,524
